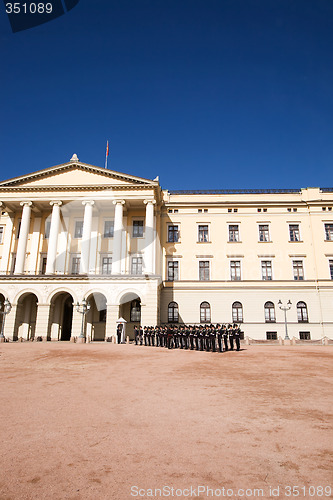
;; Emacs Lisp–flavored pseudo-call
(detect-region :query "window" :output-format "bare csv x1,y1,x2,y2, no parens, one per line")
131,256,143,275
168,225,179,242
325,223,333,241
101,256,112,275
40,257,47,275
266,332,277,340
230,260,241,281
330,260,333,280
229,225,239,242
228,208,232,213
44,220,51,239
104,221,114,238
198,225,209,242
133,220,144,238
199,261,210,281
232,302,243,322
293,260,304,280
130,300,141,322
167,261,179,281
17,220,21,239
168,301,179,323
74,221,83,238
99,309,107,323
297,301,308,323
261,261,272,280
11,254,16,273
264,302,276,323
0,226,4,244
71,256,81,274
200,302,211,323
259,224,270,242
289,224,300,242
299,331,311,340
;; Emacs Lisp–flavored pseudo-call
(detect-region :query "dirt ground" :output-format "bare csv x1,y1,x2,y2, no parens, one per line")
0,343,332,500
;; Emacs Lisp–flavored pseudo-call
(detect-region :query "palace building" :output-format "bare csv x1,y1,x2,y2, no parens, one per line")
0,154,332,342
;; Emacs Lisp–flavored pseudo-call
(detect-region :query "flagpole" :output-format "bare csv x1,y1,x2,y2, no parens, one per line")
105,140,109,169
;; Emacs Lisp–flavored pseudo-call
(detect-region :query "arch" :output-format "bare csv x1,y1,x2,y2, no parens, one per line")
13,288,43,306
116,288,143,306
49,292,75,341
200,301,211,323
168,301,179,323
297,301,308,323
264,301,276,323
232,301,243,323
15,292,39,340
85,292,107,341
47,287,78,305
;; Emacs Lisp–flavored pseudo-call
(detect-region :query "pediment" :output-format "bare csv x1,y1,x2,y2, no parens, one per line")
0,161,157,189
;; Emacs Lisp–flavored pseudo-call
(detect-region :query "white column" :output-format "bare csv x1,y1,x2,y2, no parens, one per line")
80,201,94,274
14,202,32,275
144,200,156,274
112,200,125,274
0,213,14,274
46,201,62,274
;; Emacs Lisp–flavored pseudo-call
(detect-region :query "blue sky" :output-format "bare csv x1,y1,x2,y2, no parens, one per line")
0,0,332,190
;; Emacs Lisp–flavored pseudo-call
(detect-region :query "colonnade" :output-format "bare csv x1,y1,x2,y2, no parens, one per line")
3,198,156,276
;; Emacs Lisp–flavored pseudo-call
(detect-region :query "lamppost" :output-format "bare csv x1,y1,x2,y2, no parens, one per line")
278,300,292,341
0,298,12,343
76,298,90,343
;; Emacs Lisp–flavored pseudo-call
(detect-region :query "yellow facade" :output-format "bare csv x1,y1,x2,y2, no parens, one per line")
0,156,332,341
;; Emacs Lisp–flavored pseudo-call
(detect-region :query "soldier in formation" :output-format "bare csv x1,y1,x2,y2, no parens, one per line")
133,323,243,352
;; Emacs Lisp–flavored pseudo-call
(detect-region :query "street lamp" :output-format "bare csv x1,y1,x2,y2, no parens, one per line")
278,300,292,341
76,298,91,342
0,298,12,342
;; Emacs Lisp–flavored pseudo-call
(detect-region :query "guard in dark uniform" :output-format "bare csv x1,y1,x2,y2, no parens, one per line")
233,323,241,351
205,326,210,352
228,324,234,350
199,326,204,351
167,326,173,349
216,324,223,353
117,323,123,344
210,325,216,352
139,326,143,345
134,325,139,345
222,324,228,351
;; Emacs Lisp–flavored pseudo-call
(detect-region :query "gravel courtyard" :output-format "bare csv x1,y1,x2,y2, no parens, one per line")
0,343,332,500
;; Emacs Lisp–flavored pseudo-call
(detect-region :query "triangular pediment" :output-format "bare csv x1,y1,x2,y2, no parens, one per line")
0,161,158,189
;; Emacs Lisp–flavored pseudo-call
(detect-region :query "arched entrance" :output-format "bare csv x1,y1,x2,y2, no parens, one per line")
118,292,141,340
14,293,38,340
86,292,107,341
49,292,74,341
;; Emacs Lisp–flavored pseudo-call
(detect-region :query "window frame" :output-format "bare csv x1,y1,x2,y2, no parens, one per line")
167,260,179,281
228,224,240,242
199,260,210,281
232,301,243,323
74,220,84,239
297,301,309,323
230,260,241,281
71,255,81,275
101,255,112,275
293,260,304,281
264,301,276,323
132,220,144,238
130,299,141,323
329,260,333,280
131,255,143,275
258,224,270,242
324,223,333,241
200,301,211,323
289,224,300,242
167,224,179,243
103,220,114,238
261,260,272,281
168,301,179,323
197,224,209,243
0,226,4,244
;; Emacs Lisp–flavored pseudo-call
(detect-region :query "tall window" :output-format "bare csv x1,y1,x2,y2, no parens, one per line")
104,221,114,238
297,301,308,323
101,256,112,275
199,261,210,281
44,220,51,239
168,225,179,242
74,221,83,238
230,260,241,281
261,261,272,280
167,261,179,281
259,224,270,242
293,260,304,280
168,302,179,323
130,299,141,322
0,226,4,244
330,260,333,280
133,220,144,238
200,302,211,323
264,301,276,323
289,224,300,242
232,301,243,322
325,223,333,241
71,256,81,275
228,225,239,242
198,225,209,242
40,256,47,275
131,256,143,275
